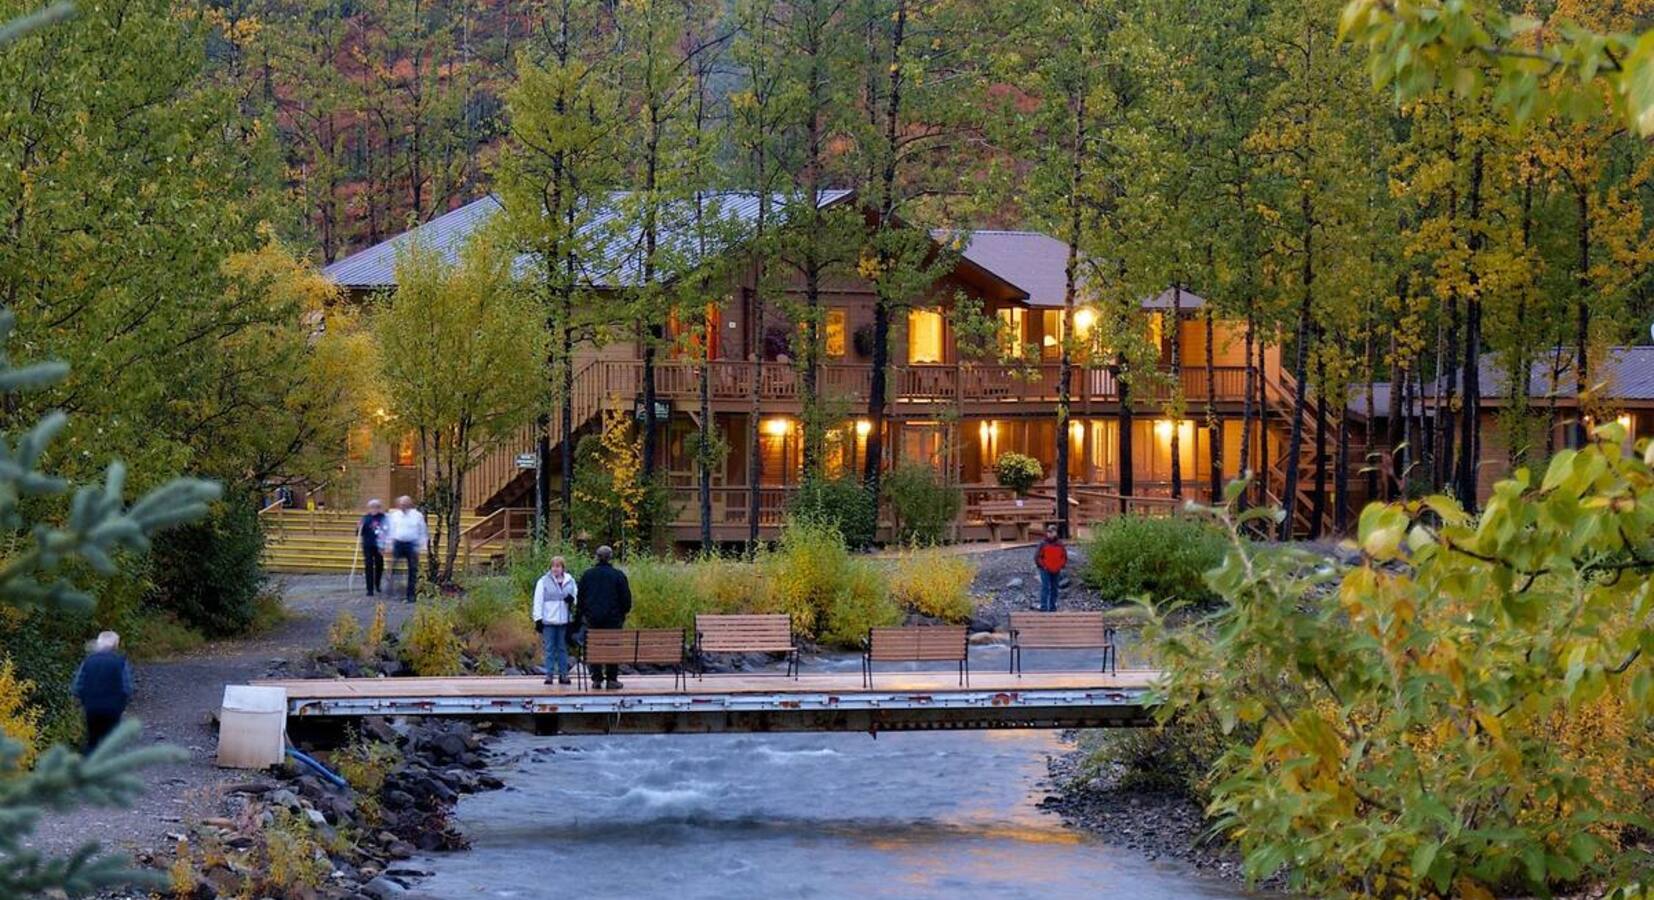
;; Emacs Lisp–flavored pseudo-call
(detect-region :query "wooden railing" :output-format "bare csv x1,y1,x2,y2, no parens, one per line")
458,507,535,570
459,423,543,515
586,360,1255,408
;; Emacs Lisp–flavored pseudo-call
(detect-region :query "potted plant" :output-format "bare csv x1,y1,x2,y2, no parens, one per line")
993,452,1042,505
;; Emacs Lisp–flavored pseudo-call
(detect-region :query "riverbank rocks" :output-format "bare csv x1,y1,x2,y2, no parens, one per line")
151,716,503,899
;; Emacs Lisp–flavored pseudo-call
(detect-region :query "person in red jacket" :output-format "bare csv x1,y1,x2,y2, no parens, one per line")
1034,524,1067,612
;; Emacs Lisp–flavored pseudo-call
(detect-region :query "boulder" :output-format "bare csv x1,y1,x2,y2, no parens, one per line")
361,875,408,899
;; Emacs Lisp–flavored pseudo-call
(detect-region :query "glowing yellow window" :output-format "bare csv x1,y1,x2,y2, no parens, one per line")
997,308,1025,357
396,432,416,467
826,309,847,357
908,309,944,364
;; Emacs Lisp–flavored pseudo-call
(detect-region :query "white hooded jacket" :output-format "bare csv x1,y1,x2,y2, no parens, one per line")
532,571,577,626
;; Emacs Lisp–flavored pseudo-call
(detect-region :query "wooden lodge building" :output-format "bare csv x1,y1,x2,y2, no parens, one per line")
316,191,1331,546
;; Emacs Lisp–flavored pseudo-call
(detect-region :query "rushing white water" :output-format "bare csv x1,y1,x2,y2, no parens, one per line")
414,729,1252,899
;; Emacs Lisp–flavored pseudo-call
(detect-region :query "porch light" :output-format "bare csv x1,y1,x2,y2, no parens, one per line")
979,421,998,444
855,419,872,437
1074,307,1097,336
1617,414,1632,429
1154,419,1174,440
1069,421,1084,440
764,417,792,437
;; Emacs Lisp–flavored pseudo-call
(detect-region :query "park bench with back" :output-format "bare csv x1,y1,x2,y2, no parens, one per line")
977,498,1056,542
693,614,800,678
581,627,689,691
861,625,969,688
1007,611,1117,676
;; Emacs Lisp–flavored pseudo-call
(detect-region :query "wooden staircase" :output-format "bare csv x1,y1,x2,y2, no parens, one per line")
260,508,491,573
1263,371,1330,538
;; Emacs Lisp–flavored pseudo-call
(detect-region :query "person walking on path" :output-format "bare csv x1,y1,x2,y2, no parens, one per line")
71,631,133,752
533,556,577,686
1034,524,1067,612
385,495,429,602
576,545,632,690
359,499,388,596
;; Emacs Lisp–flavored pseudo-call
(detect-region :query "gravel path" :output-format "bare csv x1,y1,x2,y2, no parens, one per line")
22,575,413,858
966,542,1110,624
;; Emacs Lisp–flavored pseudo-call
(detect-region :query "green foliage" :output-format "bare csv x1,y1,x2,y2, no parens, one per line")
1149,435,1654,896
399,601,464,676
819,559,901,648
504,541,594,599
456,580,538,668
786,476,876,548
758,519,852,638
569,421,673,553
376,236,549,581
327,611,365,658
334,735,401,825
992,452,1043,496
624,557,706,632
881,463,961,546
146,498,266,637
1082,515,1226,607
1075,712,1247,801
886,548,977,622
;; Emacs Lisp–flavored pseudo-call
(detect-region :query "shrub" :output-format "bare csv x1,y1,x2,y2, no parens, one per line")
569,424,674,552
787,476,877,548
820,559,901,647
453,577,523,636
261,809,331,894
327,611,364,658
247,592,291,635
0,659,41,770
626,556,708,632
122,612,206,661
364,602,388,653
146,497,266,636
688,554,760,614
887,549,977,622
882,462,962,545
993,452,1042,496
759,519,853,637
1075,711,1245,801
334,735,400,825
400,601,464,676
1150,439,1654,897
505,541,593,599
1082,515,1226,606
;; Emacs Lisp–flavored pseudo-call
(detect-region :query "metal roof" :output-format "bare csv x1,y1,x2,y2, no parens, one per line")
1349,346,1654,415
323,190,854,290
951,231,1207,310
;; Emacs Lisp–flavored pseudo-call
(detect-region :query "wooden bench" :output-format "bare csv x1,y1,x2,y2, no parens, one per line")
581,628,688,690
861,626,969,688
1008,611,1116,676
978,498,1056,542
693,614,800,678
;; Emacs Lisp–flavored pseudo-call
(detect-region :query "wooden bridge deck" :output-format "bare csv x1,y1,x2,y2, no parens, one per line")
254,669,1160,736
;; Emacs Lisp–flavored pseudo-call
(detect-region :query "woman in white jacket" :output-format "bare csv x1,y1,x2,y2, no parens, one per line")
532,557,578,685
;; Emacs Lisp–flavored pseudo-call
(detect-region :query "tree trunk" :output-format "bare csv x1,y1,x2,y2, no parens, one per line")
862,0,907,511
1456,148,1484,510
1117,366,1133,510
1256,330,1269,510
1169,285,1183,499
560,314,574,541
1238,303,1256,502
1573,185,1591,448
1280,197,1314,542
1206,306,1221,503
1310,346,1328,538
1055,93,1085,538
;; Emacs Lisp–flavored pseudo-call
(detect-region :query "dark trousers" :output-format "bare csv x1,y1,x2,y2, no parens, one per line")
84,710,122,753
589,663,619,685
392,540,419,601
363,545,385,595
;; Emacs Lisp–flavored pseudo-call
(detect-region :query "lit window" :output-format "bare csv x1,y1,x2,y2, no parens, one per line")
1041,309,1063,359
997,308,1025,358
826,309,847,358
908,309,944,364
396,433,416,467
1074,307,1097,339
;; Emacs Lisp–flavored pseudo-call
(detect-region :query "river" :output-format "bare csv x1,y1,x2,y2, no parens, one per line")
414,728,1250,899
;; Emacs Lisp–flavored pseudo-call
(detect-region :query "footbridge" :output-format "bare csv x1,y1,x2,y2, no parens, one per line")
221,670,1157,761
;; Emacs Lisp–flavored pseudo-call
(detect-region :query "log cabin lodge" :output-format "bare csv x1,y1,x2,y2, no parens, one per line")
303,190,1639,547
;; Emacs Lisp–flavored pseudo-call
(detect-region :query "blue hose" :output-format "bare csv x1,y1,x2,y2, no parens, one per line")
286,747,349,790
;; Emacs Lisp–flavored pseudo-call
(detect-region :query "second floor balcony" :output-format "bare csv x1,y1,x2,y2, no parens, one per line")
580,358,1256,412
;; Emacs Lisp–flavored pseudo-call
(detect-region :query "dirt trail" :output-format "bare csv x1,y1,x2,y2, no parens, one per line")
22,575,413,857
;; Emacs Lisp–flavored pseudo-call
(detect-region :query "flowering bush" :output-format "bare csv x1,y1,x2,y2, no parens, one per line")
993,452,1043,496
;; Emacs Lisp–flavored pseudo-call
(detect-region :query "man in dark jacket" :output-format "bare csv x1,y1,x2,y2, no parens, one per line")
359,499,387,596
71,631,134,752
576,545,632,689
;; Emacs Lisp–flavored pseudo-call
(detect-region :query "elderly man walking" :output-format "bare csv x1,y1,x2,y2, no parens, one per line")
72,631,133,752
576,545,632,689
359,499,388,597
385,495,429,602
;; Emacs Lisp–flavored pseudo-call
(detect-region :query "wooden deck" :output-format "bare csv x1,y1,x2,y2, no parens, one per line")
254,669,1160,736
